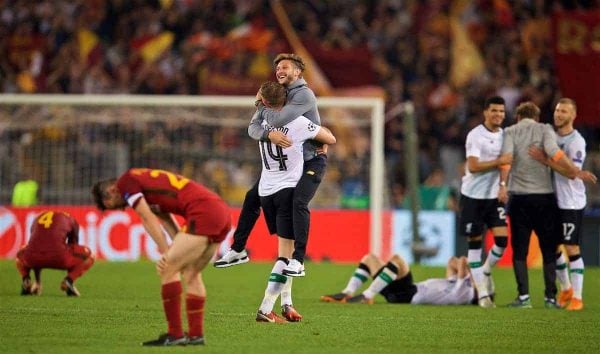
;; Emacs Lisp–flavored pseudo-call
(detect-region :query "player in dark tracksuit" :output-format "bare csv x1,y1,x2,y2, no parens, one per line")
214,54,325,276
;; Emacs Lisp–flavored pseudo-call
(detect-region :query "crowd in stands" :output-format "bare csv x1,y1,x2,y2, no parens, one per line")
1,0,599,208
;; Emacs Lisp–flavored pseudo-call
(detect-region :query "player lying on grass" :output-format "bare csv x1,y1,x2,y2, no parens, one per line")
93,168,231,346
16,210,94,297
321,254,479,305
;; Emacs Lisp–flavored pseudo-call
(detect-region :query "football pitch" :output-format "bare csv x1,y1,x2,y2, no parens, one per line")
1,260,598,354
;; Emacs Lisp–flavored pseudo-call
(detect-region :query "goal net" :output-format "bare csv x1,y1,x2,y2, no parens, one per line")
0,94,387,253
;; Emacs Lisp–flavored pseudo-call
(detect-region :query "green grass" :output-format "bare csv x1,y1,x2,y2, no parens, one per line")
1,260,599,354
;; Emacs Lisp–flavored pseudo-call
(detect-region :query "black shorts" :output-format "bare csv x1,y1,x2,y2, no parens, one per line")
558,209,584,245
379,270,418,304
260,188,295,240
459,195,507,237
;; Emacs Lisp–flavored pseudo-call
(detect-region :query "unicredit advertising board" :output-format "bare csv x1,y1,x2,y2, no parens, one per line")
0,206,459,264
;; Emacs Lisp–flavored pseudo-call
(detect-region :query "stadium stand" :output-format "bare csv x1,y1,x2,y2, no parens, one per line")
0,0,598,208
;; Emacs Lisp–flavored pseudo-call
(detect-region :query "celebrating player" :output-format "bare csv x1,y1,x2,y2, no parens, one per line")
92,168,231,346
215,53,326,277
16,210,94,296
529,98,597,310
254,81,336,323
459,96,511,308
321,254,476,306
498,101,595,308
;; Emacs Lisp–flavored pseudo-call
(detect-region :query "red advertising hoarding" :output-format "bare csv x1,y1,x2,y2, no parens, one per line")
0,206,381,262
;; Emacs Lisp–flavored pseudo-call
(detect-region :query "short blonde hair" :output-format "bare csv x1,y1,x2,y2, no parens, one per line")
515,101,541,121
260,81,286,107
557,98,577,113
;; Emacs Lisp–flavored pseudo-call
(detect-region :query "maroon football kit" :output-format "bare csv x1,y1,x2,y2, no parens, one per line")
117,168,231,242
16,211,93,281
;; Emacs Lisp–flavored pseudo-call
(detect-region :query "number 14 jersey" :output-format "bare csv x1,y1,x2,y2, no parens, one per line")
258,116,320,197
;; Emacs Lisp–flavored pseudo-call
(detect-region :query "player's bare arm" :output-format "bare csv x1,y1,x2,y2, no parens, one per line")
529,146,597,183
554,150,592,181
156,212,180,240
268,130,292,148
314,126,336,145
497,163,510,204
134,197,170,253
467,154,512,173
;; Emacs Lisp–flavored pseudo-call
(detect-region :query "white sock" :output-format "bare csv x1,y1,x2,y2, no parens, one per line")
342,266,370,295
468,249,487,297
259,260,287,314
570,258,584,299
555,253,571,291
280,277,293,307
483,244,505,274
467,249,482,267
363,267,396,299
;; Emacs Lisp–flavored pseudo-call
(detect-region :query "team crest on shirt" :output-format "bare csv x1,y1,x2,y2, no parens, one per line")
574,150,583,163
307,122,316,132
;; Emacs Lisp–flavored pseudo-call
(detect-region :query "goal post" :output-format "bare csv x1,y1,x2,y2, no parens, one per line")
0,94,386,256
318,97,386,257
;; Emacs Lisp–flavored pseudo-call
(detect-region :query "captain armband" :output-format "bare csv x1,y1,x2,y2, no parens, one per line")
551,150,565,162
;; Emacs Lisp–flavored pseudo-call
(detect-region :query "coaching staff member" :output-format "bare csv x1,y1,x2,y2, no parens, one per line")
497,101,595,308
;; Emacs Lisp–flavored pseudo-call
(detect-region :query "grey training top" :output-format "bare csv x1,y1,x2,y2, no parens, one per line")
248,78,321,161
501,118,561,194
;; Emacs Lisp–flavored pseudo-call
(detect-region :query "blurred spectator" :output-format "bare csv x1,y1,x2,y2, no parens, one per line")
340,164,369,209
0,0,599,208
403,167,457,211
12,176,39,206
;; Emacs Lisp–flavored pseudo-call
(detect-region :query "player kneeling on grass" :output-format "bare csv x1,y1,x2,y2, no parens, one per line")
92,168,231,346
254,81,337,323
321,254,477,306
16,210,94,297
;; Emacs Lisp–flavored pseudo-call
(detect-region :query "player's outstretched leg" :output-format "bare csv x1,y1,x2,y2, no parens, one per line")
346,294,374,304
321,254,375,303
320,292,352,303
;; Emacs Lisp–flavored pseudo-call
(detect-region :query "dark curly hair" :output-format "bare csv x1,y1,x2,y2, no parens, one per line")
484,96,505,110
91,179,116,211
